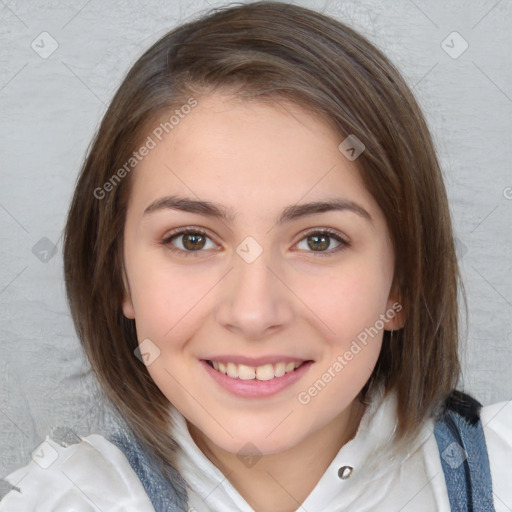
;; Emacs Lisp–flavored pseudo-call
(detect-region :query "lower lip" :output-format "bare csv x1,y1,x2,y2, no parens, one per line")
200,360,314,398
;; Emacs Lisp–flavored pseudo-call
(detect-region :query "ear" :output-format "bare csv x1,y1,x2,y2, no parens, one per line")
385,280,405,331
121,268,136,319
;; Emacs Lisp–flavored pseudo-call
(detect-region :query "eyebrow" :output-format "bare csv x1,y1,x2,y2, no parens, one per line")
143,195,373,225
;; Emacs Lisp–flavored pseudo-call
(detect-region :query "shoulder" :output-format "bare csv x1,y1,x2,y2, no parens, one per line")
0,433,155,511
480,399,512,510
480,398,512,455
480,399,512,439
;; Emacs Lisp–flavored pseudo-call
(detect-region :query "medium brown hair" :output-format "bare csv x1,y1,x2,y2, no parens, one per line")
63,0,465,474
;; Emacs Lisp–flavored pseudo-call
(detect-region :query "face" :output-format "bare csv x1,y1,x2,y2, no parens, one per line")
122,91,402,458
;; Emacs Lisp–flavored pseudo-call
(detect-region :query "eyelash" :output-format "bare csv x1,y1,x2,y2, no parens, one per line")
160,227,349,258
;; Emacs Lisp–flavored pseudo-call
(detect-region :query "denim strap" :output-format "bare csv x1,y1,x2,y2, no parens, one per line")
434,391,496,511
108,427,189,512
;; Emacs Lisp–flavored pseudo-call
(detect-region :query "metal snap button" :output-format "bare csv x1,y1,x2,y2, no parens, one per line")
338,465,353,479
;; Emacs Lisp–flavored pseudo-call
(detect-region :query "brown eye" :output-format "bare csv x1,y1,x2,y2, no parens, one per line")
161,228,216,256
181,233,207,250
307,233,330,251
296,229,348,256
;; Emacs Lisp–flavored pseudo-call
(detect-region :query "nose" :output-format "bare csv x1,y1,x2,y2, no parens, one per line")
215,249,294,340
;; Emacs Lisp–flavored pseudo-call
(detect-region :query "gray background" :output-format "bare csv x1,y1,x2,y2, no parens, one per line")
1,0,511,478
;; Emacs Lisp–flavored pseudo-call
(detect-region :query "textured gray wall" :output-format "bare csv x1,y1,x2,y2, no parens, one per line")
1,0,511,478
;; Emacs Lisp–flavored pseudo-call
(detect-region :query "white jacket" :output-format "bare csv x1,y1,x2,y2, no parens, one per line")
1,389,511,511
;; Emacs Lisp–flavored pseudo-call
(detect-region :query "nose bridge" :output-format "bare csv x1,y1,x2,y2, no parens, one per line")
215,243,293,338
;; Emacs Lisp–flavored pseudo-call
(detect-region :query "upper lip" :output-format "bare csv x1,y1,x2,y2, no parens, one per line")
202,355,312,367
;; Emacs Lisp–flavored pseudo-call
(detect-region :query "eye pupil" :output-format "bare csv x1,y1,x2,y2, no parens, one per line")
308,234,329,251
183,233,206,250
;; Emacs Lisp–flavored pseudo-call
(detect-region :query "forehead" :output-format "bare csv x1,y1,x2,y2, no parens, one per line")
127,92,380,223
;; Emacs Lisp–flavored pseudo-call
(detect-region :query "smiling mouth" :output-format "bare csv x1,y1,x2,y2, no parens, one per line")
204,359,313,381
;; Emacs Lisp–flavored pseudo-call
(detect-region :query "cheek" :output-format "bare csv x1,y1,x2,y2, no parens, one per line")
127,257,215,340
301,268,386,396
295,258,391,340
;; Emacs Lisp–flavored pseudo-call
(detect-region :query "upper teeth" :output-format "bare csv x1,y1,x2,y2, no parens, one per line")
211,361,304,380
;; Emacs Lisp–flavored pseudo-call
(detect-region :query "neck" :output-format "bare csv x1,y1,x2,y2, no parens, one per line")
187,399,367,512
